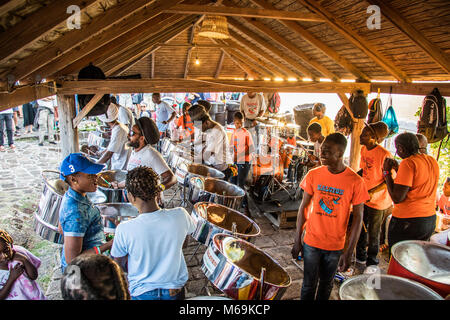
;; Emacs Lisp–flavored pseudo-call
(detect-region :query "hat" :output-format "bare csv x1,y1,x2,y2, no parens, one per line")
98,103,119,123
135,117,160,145
197,100,212,112
188,104,209,122
60,153,105,180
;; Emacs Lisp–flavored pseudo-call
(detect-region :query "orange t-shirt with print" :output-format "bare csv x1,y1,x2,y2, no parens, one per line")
393,153,439,219
300,166,369,251
360,145,393,210
176,114,194,139
230,128,254,163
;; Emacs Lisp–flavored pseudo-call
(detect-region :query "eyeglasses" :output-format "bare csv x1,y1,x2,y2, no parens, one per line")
129,130,140,137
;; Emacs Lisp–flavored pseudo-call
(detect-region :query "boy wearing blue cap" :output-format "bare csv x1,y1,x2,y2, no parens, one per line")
58,153,113,272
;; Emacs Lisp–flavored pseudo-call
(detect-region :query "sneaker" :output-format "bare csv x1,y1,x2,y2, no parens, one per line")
9,144,15,150
38,142,44,146
0,146,5,152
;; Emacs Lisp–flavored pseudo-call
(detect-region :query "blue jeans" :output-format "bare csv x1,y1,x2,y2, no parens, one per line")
0,113,14,146
301,243,343,300
131,288,185,300
230,163,251,207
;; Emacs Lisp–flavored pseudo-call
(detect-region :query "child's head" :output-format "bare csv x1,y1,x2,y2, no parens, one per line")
125,166,162,204
182,102,192,114
60,153,105,194
360,122,389,147
234,111,244,129
61,254,130,300
307,122,323,142
0,230,13,262
320,133,347,166
312,103,326,119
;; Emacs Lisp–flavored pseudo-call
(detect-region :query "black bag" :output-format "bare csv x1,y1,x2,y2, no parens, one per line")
349,89,368,119
417,87,449,143
367,98,383,124
334,105,354,136
77,63,111,117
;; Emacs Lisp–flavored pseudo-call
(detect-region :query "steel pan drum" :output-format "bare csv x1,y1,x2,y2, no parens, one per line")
33,170,107,244
97,170,128,203
388,240,450,297
160,137,172,157
202,234,291,300
96,203,139,233
339,274,443,300
188,177,245,210
191,202,260,246
178,163,225,187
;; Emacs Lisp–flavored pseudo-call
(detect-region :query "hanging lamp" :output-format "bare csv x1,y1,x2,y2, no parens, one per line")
198,15,230,39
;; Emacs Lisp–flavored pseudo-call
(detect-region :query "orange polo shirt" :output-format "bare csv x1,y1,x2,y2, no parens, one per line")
176,114,194,139
360,145,393,210
230,127,254,163
393,153,439,219
300,166,369,251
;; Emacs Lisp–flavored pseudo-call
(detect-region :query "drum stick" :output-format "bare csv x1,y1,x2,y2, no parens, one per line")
362,221,368,233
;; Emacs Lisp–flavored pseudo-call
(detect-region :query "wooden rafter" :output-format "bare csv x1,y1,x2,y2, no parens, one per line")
0,82,57,110
51,14,185,79
163,4,324,22
220,39,286,78
248,0,370,82
366,0,450,74
228,19,314,78
298,0,411,82
4,0,160,83
0,0,22,17
184,22,197,79
102,16,200,76
214,51,225,78
218,48,257,79
0,0,98,66
151,53,155,78
227,31,297,78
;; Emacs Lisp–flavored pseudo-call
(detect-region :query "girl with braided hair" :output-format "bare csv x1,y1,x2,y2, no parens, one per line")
0,229,46,300
61,254,130,300
111,166,195,300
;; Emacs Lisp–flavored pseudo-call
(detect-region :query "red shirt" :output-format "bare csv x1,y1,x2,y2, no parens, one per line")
300,166,369,251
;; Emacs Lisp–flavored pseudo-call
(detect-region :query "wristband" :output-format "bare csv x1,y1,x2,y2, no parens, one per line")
93,246,101,255
382,170,390,178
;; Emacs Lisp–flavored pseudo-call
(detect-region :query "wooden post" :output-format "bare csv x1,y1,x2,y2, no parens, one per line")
57,94,79,159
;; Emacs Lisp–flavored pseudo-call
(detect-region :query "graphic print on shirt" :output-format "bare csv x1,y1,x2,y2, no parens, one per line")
316,184,344,217
245,101,259,115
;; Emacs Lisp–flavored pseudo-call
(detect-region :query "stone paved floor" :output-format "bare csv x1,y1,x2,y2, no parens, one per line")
0,132,390,300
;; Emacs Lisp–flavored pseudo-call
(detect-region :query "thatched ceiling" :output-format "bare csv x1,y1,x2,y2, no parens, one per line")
0,0,449,93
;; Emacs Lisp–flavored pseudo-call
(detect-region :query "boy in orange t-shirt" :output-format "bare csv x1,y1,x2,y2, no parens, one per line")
383,132,439,251
230,112,254,214
355,122,392,267
291,133,369,300
176,102,194,142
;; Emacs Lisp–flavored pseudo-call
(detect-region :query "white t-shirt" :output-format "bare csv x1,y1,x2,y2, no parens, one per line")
107,123,130,170
118,105,134,130
37,97,56,113
203,124,231,171
110,208,195,297
240,94,266,119
155,101,175,132
0,108,13,114
127,144,170,175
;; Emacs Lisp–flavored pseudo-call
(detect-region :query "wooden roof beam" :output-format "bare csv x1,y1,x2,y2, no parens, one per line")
366,0,450,74
297,0,411,82
2,0,166,83
163,4,324,22
227,31,297,78
0,0,98,66
228,19,315,79
214,51,226,78
0,82,57,111
0,0,23,17
248,0,370,82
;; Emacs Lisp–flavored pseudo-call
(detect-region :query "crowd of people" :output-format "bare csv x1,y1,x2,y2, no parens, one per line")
0,92,447,301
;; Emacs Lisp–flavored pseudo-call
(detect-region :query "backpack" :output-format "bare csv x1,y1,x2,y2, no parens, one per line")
348,89,368,119
367,98,383,124
382,106,399,138
267,92,281,114
417,87,449,143
334,105,354,136
77,63,111,117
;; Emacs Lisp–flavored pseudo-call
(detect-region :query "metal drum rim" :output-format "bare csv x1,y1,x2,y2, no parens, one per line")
41,170,67,198
339,274,444,300
190,177,245,199
211,233,292,288
97,170,128,191
390,240,450,286
187,163,225,179
193,202,261,238
96,202,139,217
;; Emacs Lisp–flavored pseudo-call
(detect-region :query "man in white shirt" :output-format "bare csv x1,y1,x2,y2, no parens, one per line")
189,104,232,179
113,117,176,191
240,92,266,151
152,93,176,136
36,96,57,146
111,96,134,131
97,103,130,170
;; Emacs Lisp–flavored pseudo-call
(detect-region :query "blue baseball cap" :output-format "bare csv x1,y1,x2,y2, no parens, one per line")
60,153,105,180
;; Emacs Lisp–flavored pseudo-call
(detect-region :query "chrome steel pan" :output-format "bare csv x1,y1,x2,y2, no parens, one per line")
96,202,139,233
188,177,244,210
97,170,127,203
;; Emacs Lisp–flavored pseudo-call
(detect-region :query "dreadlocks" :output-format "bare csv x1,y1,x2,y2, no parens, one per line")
0,229,13,259
125,166,162,201
61,254,130,300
